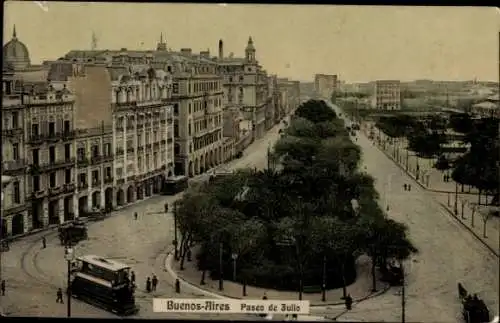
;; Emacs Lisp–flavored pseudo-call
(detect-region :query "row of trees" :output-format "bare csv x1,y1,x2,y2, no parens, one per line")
174,99,417,297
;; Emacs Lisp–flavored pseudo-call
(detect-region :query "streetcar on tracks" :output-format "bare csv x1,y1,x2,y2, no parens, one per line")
70,255,138,316
161,175,189,195
58,219,88,245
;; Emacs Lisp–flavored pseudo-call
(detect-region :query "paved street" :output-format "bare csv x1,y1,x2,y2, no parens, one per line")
328,101,499,322
1,121,286,319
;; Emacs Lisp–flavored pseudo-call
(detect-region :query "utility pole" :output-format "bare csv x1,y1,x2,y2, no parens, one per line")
401,261,406,323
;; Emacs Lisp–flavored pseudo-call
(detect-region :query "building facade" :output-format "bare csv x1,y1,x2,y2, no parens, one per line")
314,74,337,99
372,80,401,110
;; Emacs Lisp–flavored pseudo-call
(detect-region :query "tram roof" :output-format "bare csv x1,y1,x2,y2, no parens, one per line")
77,255,131,272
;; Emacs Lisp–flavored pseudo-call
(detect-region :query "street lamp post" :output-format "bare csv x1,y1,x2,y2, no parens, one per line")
231,253,238,281
64,246,75,317
171,202,179,260
321,255,327,302
454,181,459,216
219,241,224,291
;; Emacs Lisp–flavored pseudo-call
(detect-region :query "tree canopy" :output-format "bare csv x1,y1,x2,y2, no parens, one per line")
175,99,417,291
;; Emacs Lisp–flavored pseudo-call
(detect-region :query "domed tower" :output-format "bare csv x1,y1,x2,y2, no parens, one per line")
3,25,31,71
245,36,256,62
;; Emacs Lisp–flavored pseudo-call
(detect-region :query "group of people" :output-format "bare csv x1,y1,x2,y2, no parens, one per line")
403,183,412,191
145,275,159,293
443,173,452,182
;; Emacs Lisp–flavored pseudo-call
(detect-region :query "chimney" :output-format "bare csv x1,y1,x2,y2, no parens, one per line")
218,39,224,59
180,48,192,55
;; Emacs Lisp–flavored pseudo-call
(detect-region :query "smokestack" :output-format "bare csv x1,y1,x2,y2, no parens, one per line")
218,39,224,59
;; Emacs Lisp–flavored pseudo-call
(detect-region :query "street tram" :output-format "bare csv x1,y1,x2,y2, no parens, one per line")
58,219,88,245
71,255,138,315
161,175,189,195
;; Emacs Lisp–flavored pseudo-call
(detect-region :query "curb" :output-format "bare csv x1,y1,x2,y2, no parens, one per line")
164,251,392,307
438,202,499,258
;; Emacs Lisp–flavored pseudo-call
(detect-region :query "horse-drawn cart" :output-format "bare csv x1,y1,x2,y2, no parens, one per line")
458,283,490,323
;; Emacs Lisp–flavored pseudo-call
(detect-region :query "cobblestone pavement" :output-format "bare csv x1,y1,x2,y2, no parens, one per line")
0,120,287,319
327,102,499,322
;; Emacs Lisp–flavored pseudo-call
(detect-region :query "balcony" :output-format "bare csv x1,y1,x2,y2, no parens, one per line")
63,183,76,193
3,159,27,175
91,155,103,165
138,146,144,152
2,128,23,137
48,186,63,196
91,179,101,187
160,119,166,124
167,138,173,144
127,175,136,182
62,130,76,140
153,142,160,148
146,143,152,150
28,190,46,200
104,177,114,184
45,132,60,143
116,148,124,156
77,158,90,167
102,154,114,163
127,147,134,153
27,134,43,145
117,178,125,185
161,139,166,145
78,182,88,190
4,204,27,216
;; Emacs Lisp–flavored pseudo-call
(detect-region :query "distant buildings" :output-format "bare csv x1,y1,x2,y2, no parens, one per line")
314,74,337,99
372,80,401,110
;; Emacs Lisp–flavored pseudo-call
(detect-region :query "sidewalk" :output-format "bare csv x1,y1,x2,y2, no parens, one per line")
165,252,391,307
364,125,500,257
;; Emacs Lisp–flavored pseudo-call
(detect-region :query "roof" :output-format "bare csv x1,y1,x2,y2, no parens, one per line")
47,62,73,81
76,255,131,272
14,70,49,82
472,101,498,110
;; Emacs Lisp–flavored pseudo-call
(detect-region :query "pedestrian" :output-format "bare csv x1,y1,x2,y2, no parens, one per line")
408,184,412,191
42,236,46,249
56,288,64,303
134,212,138,220
403,184,407,191
152,274,158,292
345,294,352,310
146,277,151,293
1,280,5,296
130,271,136,284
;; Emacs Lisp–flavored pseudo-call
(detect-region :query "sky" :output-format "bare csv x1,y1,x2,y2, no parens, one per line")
4,2,500,83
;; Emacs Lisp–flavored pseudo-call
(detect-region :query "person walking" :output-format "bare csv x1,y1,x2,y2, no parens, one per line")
152,274,158,292
146,277,152,293
42,236,46,249
134,212,138,220
56,288,64,303
130,271,136,284
1,280,5,296
408,184,412,191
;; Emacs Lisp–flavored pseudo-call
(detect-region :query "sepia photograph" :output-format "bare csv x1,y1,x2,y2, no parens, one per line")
1,2,499,322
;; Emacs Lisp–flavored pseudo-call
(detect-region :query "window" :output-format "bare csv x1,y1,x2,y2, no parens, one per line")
48,122,55,135
173,83,179,94
92,170,99,184
174,124,179,137
12,143,19,160
49,172,56,188
64,120,71,133
64,144,71,160
188,123,191,136
146,133,150,144
138,157,143,170
31,124,39,136
32,149,39,165
79,173,87,186
49,146,56,163
137,134,142,146
126,140,133,148
153,131,158,142
13,181,20,204
116,168,123,178
153,152,158,168
105,167,112,179
65,169,71,184
33,175,40,192
77,147,85,161
91,145,99,158
188,103,191,114
12,111,18,128
173,103,179,115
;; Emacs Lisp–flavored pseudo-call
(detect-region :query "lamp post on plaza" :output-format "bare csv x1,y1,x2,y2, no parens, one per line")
64,245,75,317
171,202,179,260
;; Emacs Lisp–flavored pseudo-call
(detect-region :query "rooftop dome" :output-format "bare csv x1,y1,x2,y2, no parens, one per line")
3,25,31,71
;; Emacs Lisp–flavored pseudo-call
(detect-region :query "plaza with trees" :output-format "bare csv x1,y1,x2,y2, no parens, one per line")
174,99,417,298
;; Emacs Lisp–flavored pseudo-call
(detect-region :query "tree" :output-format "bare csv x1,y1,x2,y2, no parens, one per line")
295,99,337,124
407,131,445,157
434,155,451,170
448,113,473,134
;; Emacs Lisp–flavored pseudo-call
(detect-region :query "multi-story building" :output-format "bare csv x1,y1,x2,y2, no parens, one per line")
314,74,337,99
372,80,401,110
23,82,77,229
1,71,29,238
218,37,269,141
